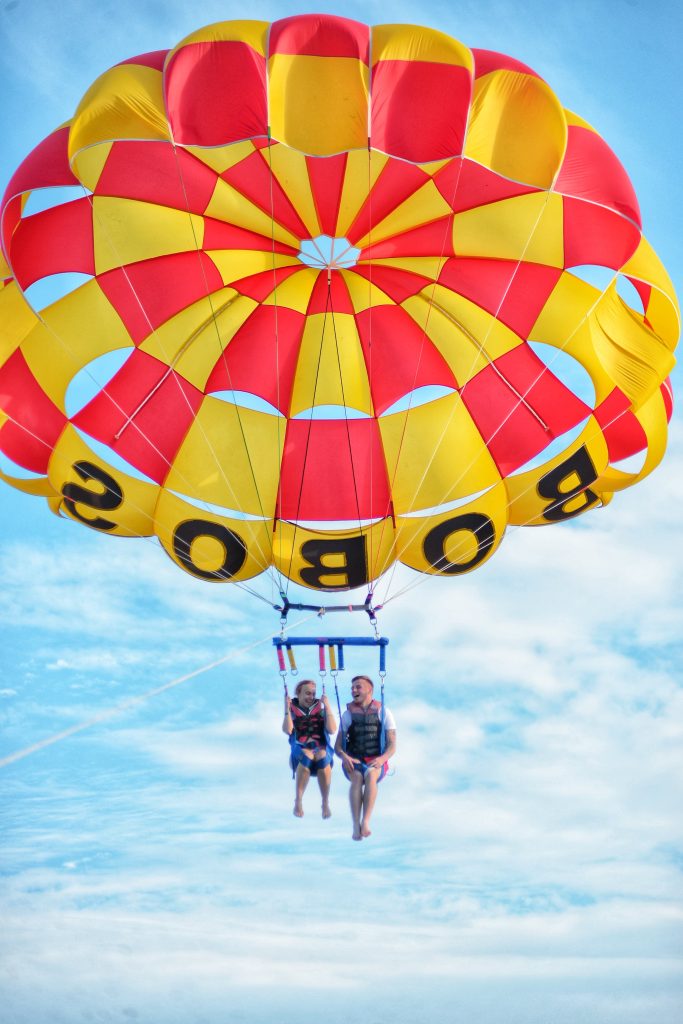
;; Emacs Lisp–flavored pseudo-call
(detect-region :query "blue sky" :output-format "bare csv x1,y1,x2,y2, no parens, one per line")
1,1,682,1022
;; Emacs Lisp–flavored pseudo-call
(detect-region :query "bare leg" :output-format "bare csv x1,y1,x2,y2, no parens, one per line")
361,769,380,836
316,763,332,818
349,770,363,840
293,764,310,817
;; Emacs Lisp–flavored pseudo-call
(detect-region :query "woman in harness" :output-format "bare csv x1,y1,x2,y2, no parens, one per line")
283,679,337,819
335,675,397,841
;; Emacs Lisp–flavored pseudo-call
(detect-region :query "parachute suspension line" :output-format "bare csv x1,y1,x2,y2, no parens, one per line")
329,278,365,544
366,138,376,603
168,141,284,589
0,613,321,770
76,188,278,584
375,188,560,606
370,152,469,600
283,283,332,587
266,124,287,600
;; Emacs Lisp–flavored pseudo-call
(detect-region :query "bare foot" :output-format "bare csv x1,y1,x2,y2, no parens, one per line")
360,823,372,837
322,803,331,819
293,801,304,818
352,830,362,841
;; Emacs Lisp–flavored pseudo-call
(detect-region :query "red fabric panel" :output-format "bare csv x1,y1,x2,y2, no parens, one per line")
350,264,432,303
72,350,202,483
0,350,66,472
361,216,454,260
562,196,641,270
306,154,348,236
461,343,590,476
231,264,302,302
472,49,541,80
222,150,310,239
594,387,647,462
117,50,168,70
203,217,298,255
355,305,457,414
269,14,369,61
371,61,471,162
433,158,538,212
98,251,224,345
306,270,354,314
165,40,267,146
345,159,429,245
1,126,76,213
205,304,305,413
9,197,94,290
438,257,562,339
95,142,217,214
661,378,674,422
555,126,640,227
277,417,389,521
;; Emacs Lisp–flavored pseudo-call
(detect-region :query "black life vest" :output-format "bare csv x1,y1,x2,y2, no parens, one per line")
290,698,327,747
345,700,383,759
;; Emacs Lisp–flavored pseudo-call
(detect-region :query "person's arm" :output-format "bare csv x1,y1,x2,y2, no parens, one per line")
282,692,293,736
368,729,396,768
334,713,359,768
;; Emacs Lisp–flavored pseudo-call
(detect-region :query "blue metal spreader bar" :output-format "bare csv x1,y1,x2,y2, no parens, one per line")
273,636,388,676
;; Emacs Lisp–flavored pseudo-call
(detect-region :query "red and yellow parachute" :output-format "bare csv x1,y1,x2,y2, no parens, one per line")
0,15,678,592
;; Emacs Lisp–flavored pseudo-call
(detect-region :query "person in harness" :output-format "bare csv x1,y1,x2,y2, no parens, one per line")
283,679,337,819
335,674,396,841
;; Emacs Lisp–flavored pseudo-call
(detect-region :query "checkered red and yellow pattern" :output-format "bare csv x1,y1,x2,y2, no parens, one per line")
0,15,678,591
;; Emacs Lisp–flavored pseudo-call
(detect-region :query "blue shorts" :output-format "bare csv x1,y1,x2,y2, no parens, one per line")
342,758,388,782
289,740,334,777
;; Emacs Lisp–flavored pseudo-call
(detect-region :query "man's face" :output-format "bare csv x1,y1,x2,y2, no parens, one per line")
351,677,372,705
298,683,316,707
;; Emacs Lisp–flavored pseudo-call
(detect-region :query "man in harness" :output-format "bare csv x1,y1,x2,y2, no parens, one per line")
283,679,337,819
335,674,396,841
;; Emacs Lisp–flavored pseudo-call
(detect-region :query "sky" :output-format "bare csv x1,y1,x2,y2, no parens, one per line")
1,1,682,1022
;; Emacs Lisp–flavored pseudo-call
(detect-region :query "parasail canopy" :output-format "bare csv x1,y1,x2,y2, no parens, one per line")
0,14,678,594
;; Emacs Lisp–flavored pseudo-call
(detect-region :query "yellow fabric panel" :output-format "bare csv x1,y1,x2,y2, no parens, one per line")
361,255,445,280
528,270,617,404
49,425,158,536
379,392,501,513
353,180,451,249
335,149,387,237
267,145,321,237
622,236,680,346
71,141,112,193
139,289,255,389
170,19,268,55
261,268,317,312
92,197,204,275
155,489,273,583
268,54,369,155
465,71,566,188
0,252,10,276
596,385,669,493
453,191,564,266
563,109,596,132
204,176,300,247
0,281,40,369
372,23,473,68
185,141,257,175
289,313,373,416
273,520,396,591
402,286,522,385
0,466,56,496
505,419,609,526
340,269,394,313
591,284,676,408
69,65,170,162
22,280,131,409
163,398,283,517
395,482,508,577
208,249,300,288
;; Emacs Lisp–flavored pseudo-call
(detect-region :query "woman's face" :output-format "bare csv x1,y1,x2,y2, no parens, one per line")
298,682,317,708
